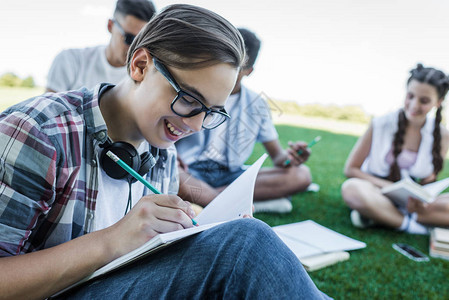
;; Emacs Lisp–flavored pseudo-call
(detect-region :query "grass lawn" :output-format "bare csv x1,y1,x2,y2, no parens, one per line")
0,86,45,112
249,124,449,299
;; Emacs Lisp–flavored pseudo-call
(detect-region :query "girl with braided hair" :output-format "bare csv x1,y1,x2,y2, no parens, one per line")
341,64,449,234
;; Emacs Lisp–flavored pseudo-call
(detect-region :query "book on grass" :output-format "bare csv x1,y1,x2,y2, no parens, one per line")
429,241,449,261
300,251,350,272
55,154,268,296
381,177,449,207
433,227,449,244
273,220,366,271
429,227,449,260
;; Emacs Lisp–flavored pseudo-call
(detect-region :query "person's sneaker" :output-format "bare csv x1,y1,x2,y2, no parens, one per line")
350,210,374,229
253,197,293,214
306,182,320,192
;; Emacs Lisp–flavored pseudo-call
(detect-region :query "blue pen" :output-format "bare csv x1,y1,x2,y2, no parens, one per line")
283,136,321,166
106,150,198,226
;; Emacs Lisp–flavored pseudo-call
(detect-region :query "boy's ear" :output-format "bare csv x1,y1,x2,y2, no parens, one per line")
242,67,254,77
107,19,113,34
129,48,152,82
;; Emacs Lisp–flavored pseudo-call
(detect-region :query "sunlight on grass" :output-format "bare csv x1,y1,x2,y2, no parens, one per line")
273,113,369,136
0,86,45,112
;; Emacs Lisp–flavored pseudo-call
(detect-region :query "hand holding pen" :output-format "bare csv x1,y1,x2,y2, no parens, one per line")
106,151,198,226
283,136,321,167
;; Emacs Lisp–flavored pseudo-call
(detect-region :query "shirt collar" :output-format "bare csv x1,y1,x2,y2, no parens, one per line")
85,83,115,144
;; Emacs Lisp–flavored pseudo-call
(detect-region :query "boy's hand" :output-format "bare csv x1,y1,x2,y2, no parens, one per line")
285,141,310,166
107,194,196,258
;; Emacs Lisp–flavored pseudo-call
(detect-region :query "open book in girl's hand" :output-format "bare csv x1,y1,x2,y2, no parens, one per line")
381,177,449,207
54,154,268,297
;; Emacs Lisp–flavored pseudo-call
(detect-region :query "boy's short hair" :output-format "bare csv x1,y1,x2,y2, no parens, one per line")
238,28,261,69
127,4,245,72
114,0,156,22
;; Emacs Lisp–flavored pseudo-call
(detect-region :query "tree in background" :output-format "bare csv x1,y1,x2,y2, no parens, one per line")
0,72,35,88
21,76,35,88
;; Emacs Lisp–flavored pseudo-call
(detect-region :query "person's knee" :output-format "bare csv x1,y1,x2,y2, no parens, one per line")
431,197,449,213
218,219,276,248
341,178,368,210
224,218,271,236
222,219,295,261
287,164,312,193
442,202,449,213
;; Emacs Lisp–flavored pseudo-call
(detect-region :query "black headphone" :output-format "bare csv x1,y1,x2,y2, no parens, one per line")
99,138,157,183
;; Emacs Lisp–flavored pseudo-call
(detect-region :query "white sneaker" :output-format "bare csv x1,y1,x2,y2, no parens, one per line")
253,197,293,214
306,183,320,192
350,210,374,229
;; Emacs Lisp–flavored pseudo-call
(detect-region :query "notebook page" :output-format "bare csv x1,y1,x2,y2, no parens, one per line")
195,154,268,225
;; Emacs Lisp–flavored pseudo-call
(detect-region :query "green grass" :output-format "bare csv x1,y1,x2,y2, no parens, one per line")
248,124,449,299
0,86,45,112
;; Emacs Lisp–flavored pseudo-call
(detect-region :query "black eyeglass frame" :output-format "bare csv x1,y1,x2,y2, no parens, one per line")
112,19,136,45
152,57,231,129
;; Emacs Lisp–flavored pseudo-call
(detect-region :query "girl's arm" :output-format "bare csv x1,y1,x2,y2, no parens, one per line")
344,123,393,188
421,124,449,185
439,124,449,161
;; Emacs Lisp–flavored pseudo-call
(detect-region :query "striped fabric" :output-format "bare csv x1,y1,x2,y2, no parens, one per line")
0,84,178,256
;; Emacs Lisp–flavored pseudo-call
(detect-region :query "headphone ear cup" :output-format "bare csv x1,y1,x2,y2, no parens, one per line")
138,152,156,177
100,142,141,180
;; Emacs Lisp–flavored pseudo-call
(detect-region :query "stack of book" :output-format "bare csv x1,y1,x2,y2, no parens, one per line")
429,227,449,260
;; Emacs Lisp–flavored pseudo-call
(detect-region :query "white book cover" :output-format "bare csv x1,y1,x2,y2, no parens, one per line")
273,220,366,260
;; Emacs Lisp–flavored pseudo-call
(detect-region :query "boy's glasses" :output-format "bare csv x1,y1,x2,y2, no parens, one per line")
152,57,230,130
113,19,136,45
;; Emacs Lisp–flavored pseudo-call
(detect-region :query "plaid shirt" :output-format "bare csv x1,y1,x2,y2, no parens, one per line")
0,85,179,257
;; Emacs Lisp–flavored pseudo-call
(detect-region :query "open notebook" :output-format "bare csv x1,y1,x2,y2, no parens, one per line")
381,177,449,207
273,220,366,271
54,154,268,296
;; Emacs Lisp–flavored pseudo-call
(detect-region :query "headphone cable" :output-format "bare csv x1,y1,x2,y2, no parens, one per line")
124,179,133,216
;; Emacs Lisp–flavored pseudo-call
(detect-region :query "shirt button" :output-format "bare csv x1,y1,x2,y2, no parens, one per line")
97,131,106,140
91,159,97,166
87,212,94,219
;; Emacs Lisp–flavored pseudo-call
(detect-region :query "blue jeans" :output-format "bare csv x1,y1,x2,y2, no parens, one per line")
58,219,330,299
188,160,247,188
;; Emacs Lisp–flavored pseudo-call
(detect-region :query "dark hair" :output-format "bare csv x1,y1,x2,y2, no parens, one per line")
389,64,449,181
126,4,245,72
238,28,261,69
114,0,156,22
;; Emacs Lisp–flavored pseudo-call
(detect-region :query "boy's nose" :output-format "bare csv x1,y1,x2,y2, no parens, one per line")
182,112,205,132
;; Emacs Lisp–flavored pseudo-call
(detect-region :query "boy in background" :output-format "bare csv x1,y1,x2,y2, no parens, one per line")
46,0,155,92
176,28,314,214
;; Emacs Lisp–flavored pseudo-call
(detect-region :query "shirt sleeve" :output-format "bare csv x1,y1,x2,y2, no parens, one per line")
255,98,279,143
0,110,57,256
46,49,79,92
